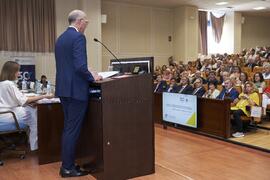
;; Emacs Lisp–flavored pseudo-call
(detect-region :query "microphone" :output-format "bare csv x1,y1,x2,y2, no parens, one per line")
93,38,122,73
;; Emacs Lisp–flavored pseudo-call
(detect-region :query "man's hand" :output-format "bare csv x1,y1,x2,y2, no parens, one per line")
91,71,103,81
43,94,54,99
95,75,103,81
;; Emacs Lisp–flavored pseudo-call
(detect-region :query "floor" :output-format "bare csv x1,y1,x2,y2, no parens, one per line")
258,121,270,129
1,126,270,180
229,128,270,150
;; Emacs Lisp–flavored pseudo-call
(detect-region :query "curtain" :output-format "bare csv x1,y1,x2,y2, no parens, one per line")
0,0,55,52
210,12,225,44
199,11,208,55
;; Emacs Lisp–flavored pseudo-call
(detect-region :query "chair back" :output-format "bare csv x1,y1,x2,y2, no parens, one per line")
253,66,264,73
241,67,252,74
0,111,28,134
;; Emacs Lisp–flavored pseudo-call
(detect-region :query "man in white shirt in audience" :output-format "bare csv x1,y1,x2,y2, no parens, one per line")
263,63,270,80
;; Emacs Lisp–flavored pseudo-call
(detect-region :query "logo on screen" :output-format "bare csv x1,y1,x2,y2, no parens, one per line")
179,97,185,102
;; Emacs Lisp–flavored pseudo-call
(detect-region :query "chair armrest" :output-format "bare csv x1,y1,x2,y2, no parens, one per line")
0,111,21,131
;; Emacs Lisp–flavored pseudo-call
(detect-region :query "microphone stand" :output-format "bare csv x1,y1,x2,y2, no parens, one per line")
93,38,123,74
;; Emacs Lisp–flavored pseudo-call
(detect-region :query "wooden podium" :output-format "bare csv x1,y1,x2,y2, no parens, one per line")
37,74,155,180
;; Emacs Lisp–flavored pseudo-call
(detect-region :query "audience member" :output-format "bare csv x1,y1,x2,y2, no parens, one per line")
238,72,248,87
191,71,206,84
200,59,211,71
178,76,193,95
263,63,270,80
162,68,172,82
220,71,230,85
262,85,270,116
40,75,48,89
195,58,202,70
192,78,206,97
166,78,179,93
203,82,220,99
245,57,257,70
0,61,53,151
206,71,219,85
253,72,265,92
154,75,167,93
246,48,256,63
231,82,259,138
216,79,239,101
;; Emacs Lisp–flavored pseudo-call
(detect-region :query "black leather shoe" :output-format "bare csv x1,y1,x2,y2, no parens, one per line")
59,166,89,178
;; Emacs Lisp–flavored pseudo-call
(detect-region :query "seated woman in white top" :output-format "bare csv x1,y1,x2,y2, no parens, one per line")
0,61,52,151
203,82,220,99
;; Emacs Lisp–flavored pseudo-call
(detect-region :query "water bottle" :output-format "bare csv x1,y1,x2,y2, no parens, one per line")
35,80,42,94
22,79,27,91
46,81,51,95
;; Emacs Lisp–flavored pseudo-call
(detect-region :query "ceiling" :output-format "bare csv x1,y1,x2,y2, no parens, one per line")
103,0,270,16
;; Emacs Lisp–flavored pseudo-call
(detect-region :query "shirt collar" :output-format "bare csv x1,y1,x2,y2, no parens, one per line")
226,87,233,93
69,25,79,32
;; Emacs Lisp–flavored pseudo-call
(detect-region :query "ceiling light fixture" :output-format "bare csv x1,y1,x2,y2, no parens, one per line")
253,7,267,10
216,2,229,5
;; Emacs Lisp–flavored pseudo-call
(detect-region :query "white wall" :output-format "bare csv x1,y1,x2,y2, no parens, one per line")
234,12,242,53
173,6,198,63
241,15,270,49
80,0,102,71
101,1,173,70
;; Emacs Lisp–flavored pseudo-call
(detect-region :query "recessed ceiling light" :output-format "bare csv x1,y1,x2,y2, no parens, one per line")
216,2,229,5
253,7,267,10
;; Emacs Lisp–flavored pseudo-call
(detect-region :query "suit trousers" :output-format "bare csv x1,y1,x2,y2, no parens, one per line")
60,97,88,170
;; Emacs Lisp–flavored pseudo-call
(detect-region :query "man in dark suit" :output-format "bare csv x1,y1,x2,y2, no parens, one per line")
166,78,179,93
216,79,239,101
178,76,193,95
55,10,102,178
206,71,219,85
154,75,167,93
192,78,206,97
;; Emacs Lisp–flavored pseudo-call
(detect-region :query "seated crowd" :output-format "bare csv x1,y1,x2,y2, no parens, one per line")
154,46,270,138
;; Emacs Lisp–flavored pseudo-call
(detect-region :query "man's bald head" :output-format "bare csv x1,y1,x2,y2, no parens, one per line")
67,9,88,33
68,10,86,25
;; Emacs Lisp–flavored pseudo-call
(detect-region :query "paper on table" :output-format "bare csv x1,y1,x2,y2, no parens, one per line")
251,106,262,118
98,71,119,79
24,93,38,97
37,98,60,104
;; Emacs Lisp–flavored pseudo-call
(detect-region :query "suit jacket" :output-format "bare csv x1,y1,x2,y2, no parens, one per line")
154,81,167,93
55,27,94,101
192,87,206,97
178,85,193,95
166,84,179,93
216,88,239,101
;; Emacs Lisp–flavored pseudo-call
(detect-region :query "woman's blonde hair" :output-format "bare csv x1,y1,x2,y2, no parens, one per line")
0,61,20,82
243,81,256,94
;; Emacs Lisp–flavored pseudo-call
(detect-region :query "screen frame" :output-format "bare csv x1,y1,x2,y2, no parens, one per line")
110,57,154,74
